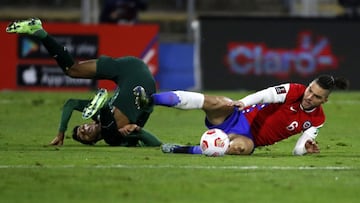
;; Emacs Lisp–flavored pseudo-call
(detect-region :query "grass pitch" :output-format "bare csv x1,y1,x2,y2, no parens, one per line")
0,90,359,203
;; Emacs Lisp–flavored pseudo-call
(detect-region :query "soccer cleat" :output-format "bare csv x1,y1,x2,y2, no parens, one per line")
133,86,150,109
6,18,43,35
82,88,108,120
161,143,181,153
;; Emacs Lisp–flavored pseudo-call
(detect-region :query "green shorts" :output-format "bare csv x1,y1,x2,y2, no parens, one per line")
96,55,156,126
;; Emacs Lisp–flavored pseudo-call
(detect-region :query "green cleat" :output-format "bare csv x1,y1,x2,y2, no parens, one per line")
6,18,43,35
82,88,108,120
133,85,150,109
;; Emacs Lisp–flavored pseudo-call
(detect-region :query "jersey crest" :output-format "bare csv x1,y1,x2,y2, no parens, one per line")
302,121,312,130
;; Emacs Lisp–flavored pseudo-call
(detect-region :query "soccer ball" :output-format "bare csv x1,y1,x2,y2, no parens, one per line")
200,128,230,157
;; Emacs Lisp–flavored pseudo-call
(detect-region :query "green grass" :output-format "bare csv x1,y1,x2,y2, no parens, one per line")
0,90,360,203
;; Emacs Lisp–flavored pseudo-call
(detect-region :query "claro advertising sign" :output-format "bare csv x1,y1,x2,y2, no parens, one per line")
199,17,360,90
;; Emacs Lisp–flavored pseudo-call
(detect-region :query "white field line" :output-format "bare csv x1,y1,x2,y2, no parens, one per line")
0,164,355,170
0,99,360,105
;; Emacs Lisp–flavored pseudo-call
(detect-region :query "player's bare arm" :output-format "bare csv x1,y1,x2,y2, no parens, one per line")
118,124,141,136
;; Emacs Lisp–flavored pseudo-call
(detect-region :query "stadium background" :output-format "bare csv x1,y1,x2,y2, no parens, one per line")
1,1,360,203
1,0,357,91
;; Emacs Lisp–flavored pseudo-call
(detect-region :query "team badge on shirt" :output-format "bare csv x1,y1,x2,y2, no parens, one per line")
275,86,287,94
303,121,312,130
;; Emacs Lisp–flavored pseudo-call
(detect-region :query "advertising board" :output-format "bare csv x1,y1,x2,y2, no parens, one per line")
199,17,360,90
0,22,158,91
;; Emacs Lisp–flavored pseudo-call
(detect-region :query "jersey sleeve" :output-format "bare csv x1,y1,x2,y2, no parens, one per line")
240,83,290,107
293,126,320,155
283,83,307,103
58,99,91,132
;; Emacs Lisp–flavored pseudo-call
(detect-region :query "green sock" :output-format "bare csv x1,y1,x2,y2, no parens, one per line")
33,29,48,39
137,129,162,146
40,34,75,73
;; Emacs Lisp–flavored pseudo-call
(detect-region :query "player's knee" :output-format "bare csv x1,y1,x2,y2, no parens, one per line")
65,60,97,78
203,96,233,123
227,144,252,155
226,135,254,155
65,64,79,77
204,96,231,108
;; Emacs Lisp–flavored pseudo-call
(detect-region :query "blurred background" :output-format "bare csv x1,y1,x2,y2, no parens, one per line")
0,0,359,91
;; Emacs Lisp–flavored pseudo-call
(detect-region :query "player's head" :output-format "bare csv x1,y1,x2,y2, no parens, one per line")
72,123,102,145
302,75,349,110
314,75,349,92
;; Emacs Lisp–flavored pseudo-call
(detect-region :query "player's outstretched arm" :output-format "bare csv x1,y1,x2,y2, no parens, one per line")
230,84,290,110
293,127,319,155
50,99,91,146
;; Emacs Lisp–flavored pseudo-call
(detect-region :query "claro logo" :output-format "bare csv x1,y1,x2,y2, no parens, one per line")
225,32,340,78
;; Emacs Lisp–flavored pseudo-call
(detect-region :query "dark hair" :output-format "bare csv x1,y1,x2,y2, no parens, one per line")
315,75,350,91
72,125,97,145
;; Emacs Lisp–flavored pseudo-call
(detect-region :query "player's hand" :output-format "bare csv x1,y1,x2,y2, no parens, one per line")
227,100,246,110
305,139,320,154
118,124,141,136
49,132,65,146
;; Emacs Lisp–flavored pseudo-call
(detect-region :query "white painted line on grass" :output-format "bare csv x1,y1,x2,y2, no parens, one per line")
0,164,354,170
1,98,360,105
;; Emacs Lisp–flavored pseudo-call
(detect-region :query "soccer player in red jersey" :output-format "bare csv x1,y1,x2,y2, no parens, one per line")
134,75,349,155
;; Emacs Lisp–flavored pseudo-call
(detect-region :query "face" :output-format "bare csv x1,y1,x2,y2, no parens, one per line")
76,123,101,143
301,82,329,110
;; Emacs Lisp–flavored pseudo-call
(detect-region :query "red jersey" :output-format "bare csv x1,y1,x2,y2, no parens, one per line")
242,83,325,146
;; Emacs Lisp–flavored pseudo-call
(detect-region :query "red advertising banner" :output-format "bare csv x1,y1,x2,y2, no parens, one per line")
0,22,158,91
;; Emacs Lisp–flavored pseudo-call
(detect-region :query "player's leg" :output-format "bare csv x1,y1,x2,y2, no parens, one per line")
161,135,254,155
136,89,254,155
6,18,97,78
100,56,156,128
161,143,203,154
133,88,203,109
134,88,234,125
132,129,162,146
202,95,235,125
226,134,254,155
82,88,109,119
161,134,254,155
151,90,205,109
82,57,153,122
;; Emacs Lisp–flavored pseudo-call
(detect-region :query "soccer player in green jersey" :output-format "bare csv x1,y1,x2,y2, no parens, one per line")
52,96,162,146
6,18,159,146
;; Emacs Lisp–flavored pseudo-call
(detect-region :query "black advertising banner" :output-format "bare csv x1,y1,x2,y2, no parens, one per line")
17,64,96,88
199,16,360,90
18,35,98,59
16,34,98,89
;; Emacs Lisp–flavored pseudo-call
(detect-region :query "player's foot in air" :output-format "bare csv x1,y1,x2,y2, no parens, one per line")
133,86,150,109
161,143,180,153
6,18,43,35
82,88,108,120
